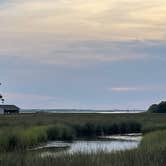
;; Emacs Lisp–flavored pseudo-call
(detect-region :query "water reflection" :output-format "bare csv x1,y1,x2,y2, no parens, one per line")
34,134,142,157
68,140,139,153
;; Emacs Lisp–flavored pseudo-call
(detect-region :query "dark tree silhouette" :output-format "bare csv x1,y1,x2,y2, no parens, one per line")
1,98,4,104
148,101,166,113
0,83,5,104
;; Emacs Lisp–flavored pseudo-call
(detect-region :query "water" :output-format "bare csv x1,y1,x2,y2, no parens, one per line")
67,140,139,153
21,109,145,114
34,134,142,156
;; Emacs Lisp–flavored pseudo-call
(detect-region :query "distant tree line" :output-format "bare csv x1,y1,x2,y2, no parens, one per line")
148,101,166,113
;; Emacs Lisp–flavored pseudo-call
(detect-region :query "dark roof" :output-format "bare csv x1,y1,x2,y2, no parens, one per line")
0,105,20,110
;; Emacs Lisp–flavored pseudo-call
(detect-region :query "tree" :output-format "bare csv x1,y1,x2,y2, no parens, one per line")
1,98,4,104
157,101,166,113
148,101,166,113
148,104,158,113
0,83,5,104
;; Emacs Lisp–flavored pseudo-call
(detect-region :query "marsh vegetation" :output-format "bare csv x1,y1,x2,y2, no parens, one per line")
0,112,165,166
0,130,165,166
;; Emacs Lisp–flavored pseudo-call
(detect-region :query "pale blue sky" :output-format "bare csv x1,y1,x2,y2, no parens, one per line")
0,0,166,109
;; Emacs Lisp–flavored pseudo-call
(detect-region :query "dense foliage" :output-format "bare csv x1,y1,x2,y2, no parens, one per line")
148,101,166,113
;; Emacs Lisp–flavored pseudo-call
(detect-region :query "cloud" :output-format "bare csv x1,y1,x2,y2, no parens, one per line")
110,87,138,92
1,39,162,66
0,39,165,68
109,85,166,92
0,0,166,40
0,0,166,66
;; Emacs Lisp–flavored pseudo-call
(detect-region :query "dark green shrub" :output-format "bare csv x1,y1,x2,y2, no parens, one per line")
107,124,120,135
73,123,97,137
82,123,97,137
47,124,75,141
148,101,166,113
96,125,104,136
47,125,62,140
61,126,75,140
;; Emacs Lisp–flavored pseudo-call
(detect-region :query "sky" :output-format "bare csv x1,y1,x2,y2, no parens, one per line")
0,0,166,109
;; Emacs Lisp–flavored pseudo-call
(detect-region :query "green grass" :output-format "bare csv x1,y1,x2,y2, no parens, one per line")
0,112,165,151
0,130,166,166
140,130,166,151
0,113,165,165
0,126,48,151
0,121,141,151
0,112,165,132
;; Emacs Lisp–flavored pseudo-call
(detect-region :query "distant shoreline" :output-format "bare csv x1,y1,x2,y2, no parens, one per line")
21,109,146,114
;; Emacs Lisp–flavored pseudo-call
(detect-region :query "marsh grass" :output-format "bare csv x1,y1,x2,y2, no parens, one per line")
0,113,165,166
0,130,166,166
0,138,166,166
0,126,48,151
140,130,166,151
47,124,76,141
0,121,141,151
0,113,165,133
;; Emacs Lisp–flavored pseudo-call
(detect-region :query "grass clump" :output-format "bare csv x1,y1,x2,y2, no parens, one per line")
0,124,76,151
20,126,48,148
0,126,48,151
140,130,166,151
73,121,141,138
47,124,76,141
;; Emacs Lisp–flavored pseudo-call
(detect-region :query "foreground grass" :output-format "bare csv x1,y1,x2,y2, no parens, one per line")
0,130,166,166
140,130,166,151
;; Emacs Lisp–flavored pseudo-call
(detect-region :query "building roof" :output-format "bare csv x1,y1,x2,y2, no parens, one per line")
0,105,20,110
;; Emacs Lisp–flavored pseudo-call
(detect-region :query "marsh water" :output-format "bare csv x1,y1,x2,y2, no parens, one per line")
33,134,142,156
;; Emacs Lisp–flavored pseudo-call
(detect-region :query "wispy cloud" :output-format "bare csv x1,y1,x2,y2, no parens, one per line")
0,39,162,66
0,0,166,66
110,87,138,92
0,0,166,40
109,85,166,92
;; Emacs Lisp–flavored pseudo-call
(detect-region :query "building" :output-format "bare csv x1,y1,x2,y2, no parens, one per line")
0,105,20,114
